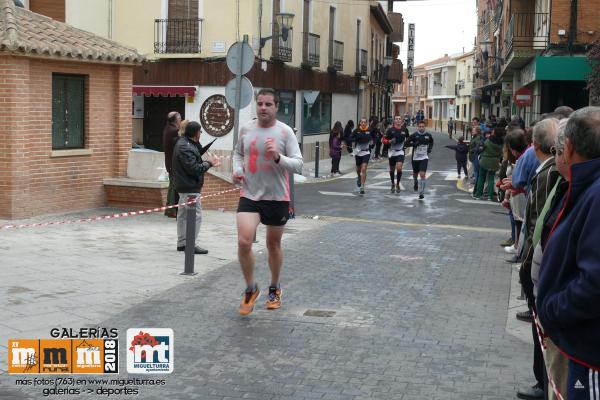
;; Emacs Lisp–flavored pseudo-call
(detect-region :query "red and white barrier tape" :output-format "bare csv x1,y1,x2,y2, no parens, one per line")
532,309,565,400
0,187,240,231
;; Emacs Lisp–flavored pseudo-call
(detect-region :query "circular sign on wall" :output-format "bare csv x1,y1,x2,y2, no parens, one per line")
199,95,235,137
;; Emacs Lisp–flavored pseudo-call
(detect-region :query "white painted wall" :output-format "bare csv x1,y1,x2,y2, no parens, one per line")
332,93,357,127
66,0,111,38
185,86,254,151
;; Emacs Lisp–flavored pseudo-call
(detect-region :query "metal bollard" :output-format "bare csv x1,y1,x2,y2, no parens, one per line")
181,194,198,276
314,141,320,178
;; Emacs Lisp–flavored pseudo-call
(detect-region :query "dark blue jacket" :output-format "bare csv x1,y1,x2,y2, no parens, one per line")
536,157,600,369
445,143,468,163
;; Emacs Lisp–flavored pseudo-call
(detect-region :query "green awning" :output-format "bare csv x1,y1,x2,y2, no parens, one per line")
535,56,592,81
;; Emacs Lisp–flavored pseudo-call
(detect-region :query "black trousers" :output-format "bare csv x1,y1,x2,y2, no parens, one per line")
331,157,341,173
531,305,545,388
457,161,468,176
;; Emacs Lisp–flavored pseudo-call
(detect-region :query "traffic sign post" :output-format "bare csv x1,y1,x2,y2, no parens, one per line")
513,87,533,107
226,35,255,150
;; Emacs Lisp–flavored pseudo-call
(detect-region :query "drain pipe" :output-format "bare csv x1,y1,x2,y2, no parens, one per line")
568,0,578,53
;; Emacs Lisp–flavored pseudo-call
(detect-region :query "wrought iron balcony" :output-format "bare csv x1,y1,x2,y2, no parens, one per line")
387,59,403,83
504,13,549,59
302,32,320,68
356,49,367,76
271,24,293,62
154,19,202,54
371,63,384,84
328,40,344,72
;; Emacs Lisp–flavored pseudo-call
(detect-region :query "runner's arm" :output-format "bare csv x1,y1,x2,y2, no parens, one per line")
232,129,245,178
275,131,303,174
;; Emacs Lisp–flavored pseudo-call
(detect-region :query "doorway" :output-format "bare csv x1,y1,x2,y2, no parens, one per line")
143,96,185,151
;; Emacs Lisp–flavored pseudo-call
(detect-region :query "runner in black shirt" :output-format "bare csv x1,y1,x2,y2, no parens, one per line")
352,117,372,195
383,115,410,193
406,121,434,199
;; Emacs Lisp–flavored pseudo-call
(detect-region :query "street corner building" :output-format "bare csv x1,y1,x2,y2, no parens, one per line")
0,0,144,219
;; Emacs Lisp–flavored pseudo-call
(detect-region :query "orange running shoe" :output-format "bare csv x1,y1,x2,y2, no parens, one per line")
239,287,260,315
265,286,282,310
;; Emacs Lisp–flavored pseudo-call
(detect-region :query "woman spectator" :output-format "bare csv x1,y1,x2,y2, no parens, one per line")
501,129,529,255
473,126,505,200
343,120,354,154
329,121,343,175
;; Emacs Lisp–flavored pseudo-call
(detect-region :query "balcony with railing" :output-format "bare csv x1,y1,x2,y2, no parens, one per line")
491,1,502,33
154,19,203,54
302,32,320,68
431,84,443,97
271,24,293,62
504,13,548,60
356,49,368,76
328,40,344,72
371,63,383,85
388,59,403,83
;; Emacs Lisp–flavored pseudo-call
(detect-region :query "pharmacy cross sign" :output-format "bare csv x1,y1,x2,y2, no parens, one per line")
199,94,235,137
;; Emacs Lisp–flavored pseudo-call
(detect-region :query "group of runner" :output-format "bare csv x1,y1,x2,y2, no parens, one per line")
217,90,436,315
353,116,434,199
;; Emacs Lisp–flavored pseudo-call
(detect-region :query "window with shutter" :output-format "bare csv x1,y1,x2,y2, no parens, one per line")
52,74,85,150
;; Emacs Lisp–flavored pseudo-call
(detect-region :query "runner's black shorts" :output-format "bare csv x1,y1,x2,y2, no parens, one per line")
237,197,289,226
411,159,429,173
355,154,371,166
388,155,405,167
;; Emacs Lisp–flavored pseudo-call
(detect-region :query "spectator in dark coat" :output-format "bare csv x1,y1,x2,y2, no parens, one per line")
343,120,354,154
445,136,468,178
172,121,220,254
537,107,600,400
163,111,181,218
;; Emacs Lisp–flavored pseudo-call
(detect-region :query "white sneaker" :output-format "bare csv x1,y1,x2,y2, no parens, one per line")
504,245,516,254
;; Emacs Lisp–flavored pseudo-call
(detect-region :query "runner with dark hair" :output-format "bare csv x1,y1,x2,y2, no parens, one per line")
383,115,410,193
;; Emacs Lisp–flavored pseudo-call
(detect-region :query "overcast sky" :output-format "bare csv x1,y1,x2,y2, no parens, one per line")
393,0,478,66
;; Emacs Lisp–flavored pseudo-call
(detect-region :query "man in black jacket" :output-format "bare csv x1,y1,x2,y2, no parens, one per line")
172,121,220,254
163,111,181,218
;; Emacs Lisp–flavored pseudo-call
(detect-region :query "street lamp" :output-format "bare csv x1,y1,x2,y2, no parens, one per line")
260,12,295,49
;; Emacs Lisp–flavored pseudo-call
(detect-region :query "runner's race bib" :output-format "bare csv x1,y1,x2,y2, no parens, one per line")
415,144,428,158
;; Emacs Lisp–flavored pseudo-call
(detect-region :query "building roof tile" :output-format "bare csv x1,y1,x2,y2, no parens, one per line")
0,0,143,64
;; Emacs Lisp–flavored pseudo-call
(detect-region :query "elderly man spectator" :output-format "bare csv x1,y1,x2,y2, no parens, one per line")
537,106,600,400
172,121,220,254
515,118,561,400
530,118,570,399
163,111,181,218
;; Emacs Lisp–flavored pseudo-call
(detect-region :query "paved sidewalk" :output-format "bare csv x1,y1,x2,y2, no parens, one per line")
2,212,533,399
0,209,320,370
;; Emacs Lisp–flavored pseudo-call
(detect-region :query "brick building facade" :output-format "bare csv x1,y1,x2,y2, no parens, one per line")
0,0,143,219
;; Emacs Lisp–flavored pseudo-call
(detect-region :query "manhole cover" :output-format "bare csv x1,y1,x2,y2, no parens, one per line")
303,309,336,317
